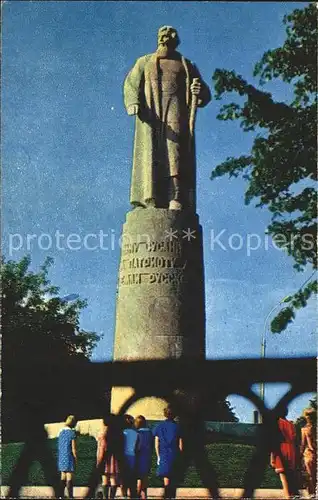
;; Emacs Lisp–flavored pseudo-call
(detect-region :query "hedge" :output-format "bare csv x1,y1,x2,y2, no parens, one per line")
2,436,282,488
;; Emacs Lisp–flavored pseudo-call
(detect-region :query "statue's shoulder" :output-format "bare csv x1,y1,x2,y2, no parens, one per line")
181,55,196,69
135,53,155,65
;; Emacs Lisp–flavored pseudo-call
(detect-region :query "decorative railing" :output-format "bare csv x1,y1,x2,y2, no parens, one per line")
5,357,316,499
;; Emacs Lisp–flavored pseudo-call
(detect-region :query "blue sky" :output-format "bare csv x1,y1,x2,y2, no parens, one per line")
3,1,315,422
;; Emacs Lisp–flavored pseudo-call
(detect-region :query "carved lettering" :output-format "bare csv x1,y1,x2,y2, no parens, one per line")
120,270,184,286
148,271,183,285
149,273,156,284
147,241,157,252
120,272,150,285
119,236,187,286
122,239,182,255
121,256,186,271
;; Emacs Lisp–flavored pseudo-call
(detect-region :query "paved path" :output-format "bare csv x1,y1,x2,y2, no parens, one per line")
0,486,310,499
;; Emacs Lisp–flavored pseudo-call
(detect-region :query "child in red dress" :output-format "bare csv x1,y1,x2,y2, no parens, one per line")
96,415,124,499
270,408,298,499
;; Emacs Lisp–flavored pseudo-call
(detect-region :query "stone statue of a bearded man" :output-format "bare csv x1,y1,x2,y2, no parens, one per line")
124,26,211,211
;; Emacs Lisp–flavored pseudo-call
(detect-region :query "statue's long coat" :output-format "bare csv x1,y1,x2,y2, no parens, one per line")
123,52,211,208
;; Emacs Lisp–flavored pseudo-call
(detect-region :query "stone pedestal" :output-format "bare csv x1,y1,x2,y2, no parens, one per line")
111,208,205,419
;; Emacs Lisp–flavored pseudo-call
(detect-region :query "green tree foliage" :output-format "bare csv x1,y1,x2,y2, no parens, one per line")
220,399,239,423
211,3,317,333
174,389,239,422
2,255,99,363
1,255,104,441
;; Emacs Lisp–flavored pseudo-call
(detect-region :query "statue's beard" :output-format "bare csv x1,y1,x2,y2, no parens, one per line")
157,42,176,56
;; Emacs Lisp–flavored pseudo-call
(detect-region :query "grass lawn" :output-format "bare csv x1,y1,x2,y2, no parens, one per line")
2,436,281,488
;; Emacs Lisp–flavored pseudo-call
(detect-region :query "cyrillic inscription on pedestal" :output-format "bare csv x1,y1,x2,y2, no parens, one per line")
111,209,205,419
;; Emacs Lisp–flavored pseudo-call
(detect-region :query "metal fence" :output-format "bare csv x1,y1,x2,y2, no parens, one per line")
5,356,316,499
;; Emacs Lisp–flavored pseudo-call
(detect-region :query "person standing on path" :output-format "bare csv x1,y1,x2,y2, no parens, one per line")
270,408,298,499
135,415,153,499
57,415,77,499
122,414,139,499
300,408,317,497
96,414,124,499
154,406,183,500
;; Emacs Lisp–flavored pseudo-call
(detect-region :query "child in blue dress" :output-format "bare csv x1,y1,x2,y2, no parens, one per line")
154,406,183,500
57,415,77,499
135,415,153,499
122,414,139,499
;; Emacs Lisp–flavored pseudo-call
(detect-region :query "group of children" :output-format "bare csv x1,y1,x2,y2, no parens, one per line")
57,406,182,500
271,407,317,499
57,406,316,500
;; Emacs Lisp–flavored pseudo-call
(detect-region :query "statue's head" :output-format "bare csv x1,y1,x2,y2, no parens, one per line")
157,26,180,51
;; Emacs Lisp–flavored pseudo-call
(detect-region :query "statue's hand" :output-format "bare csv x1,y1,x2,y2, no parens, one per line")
127,104,139,116
190,78,201,96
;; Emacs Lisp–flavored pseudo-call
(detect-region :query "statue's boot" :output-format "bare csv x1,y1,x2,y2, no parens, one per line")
145,198,156,208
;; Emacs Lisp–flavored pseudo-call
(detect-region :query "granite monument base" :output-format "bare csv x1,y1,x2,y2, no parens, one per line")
111,208,205,419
